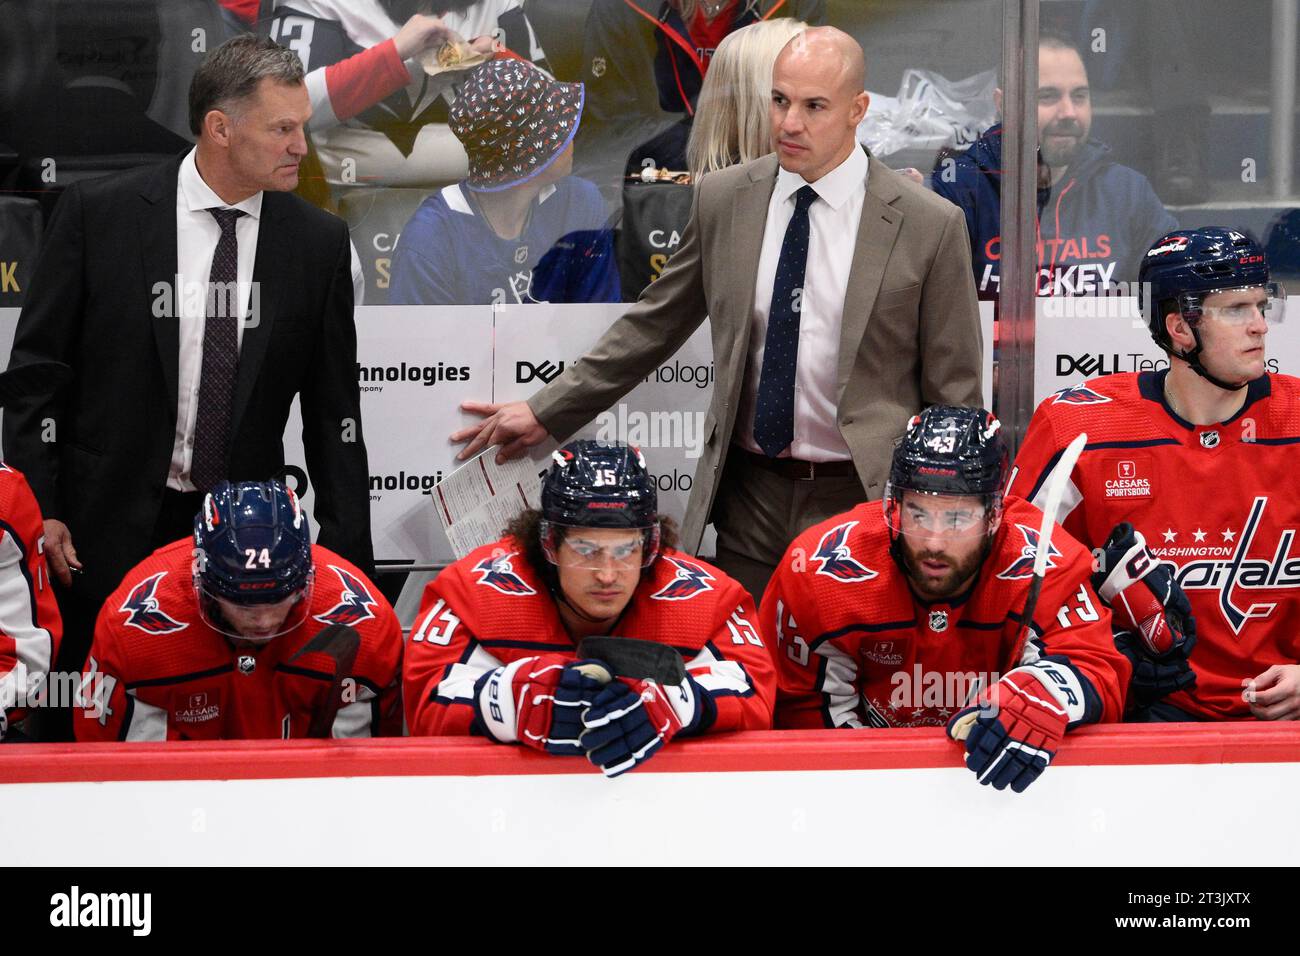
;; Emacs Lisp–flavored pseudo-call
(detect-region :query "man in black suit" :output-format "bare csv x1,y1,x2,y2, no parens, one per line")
2,35,373,738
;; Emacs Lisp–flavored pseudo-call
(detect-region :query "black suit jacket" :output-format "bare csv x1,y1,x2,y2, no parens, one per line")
2,155,374,600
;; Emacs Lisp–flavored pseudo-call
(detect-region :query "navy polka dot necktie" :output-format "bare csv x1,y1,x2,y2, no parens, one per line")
191,207,244,492
753,184,817,458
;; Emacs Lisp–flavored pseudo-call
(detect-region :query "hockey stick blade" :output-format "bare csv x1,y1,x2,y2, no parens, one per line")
289,623,362,738
576,636,687,685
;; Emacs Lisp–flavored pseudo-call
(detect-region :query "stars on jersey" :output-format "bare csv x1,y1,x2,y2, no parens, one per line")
811,521,877,583
119,571,188,635
1152,496,1299,636
1159,527,1243,547
314,565,379,627
651,556,714,601
996,524,1063,580
472,551,537,596
1051,384,1112,405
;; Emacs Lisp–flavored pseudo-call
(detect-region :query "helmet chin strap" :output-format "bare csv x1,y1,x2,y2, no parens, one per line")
555,588,615,625
1172,324,1250,392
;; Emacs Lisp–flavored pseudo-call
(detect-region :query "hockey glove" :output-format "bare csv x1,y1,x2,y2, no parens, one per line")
473,655,612,755
947,663,1079,792
579,674,709,777
1092,522,1197,705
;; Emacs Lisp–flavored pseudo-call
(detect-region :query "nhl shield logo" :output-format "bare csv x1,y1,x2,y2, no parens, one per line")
1200,431,1220,449
928,610,949,632
514,245,529,264
237,655,256,675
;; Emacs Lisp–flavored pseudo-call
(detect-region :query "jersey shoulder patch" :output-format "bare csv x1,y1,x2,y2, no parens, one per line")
995,522,1063,580
471,551,537,596
651,555,714,601
811,520,878,583
119,571,189,635
314,564,379,626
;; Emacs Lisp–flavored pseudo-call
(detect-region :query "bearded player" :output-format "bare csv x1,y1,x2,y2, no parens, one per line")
404,440,774,776
75,481,402,741
1010,227,1298,721
764,406,1130,792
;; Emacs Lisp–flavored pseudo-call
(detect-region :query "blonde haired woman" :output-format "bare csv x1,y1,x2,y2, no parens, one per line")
686,17,807,181
575,0,825,201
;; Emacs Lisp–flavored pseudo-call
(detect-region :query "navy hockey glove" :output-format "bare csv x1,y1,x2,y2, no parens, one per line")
946,661,1083,792
1091,522,1197,705
474,655,612,755
579,674,709,777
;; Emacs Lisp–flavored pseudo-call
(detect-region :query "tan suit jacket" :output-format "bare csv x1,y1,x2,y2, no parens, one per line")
530,151,983,554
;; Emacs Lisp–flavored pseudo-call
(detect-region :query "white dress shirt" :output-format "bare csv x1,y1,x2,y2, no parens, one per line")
737,143,868,461
170,148,262,492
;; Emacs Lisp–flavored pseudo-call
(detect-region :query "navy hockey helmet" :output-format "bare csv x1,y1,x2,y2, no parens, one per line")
884,406,1007,538
539,440,660,568
193,481,314,639
1139,228,1282,388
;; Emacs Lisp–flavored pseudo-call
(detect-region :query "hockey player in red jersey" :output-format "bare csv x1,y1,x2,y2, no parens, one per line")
764,406,1130,791
1010,228,1298,721
0,362,69,742
404,440,774,776
75,481,402,741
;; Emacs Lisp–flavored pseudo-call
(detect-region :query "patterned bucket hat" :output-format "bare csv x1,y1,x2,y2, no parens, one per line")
449,59,585,192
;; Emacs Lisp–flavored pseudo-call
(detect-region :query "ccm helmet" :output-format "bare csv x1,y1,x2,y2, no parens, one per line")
193,480,314,640
1140,227,1282,389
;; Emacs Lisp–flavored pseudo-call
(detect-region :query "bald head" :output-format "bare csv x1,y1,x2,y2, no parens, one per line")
777,26,866,97
770,27,870,182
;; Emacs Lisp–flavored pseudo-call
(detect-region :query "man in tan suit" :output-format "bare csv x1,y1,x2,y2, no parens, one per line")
454,27,982,600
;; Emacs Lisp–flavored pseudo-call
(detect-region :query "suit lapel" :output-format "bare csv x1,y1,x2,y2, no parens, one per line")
141,159,182,415
837,155,902,398
728,155,778,382
231,192,285,437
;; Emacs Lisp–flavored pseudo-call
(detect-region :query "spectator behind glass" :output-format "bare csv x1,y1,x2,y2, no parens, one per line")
265,0,548,188
685,17,807,182
617,18,805,301
388,59,620,305
931,28,1177,300
575,0,826,204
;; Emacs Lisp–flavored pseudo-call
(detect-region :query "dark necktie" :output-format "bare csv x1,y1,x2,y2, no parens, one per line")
753,184,817,458
190,207,244,492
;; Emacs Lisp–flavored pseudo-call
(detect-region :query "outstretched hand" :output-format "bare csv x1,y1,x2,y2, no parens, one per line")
450,400,549,464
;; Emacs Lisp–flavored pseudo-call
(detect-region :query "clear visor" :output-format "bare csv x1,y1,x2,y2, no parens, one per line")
1179,282,1285,325
196,582,314,645
883,486,999,540
540,521,660,570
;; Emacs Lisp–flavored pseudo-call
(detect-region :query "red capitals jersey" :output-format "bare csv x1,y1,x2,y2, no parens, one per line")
763,498,1130,729
75,541,402,741
0,463,62,725
1009,371,1300,719
404,540,775,737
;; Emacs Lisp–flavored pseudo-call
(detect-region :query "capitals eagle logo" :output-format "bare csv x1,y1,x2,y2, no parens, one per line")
315,565,379,626
812,521,877,583
652,556,714,600
1051,384,1111,406
120,571,188,634
997,524,1063,580
473,552,537,596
